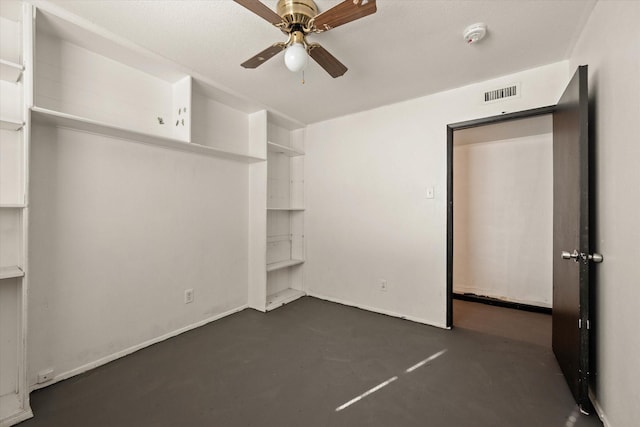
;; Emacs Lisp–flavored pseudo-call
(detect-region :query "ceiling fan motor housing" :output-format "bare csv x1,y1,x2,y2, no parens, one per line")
277,0,318,29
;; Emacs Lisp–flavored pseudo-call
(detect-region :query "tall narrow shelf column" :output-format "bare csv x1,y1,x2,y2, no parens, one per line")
0,1,33,425
246,113,307,312
265,118,306,311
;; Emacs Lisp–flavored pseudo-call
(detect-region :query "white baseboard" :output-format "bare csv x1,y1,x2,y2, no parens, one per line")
30,304,249,392
306,292,448,329
589,389,611,427
0,408,33,427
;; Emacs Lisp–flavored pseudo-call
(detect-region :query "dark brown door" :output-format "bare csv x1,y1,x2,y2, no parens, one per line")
552,65,593,412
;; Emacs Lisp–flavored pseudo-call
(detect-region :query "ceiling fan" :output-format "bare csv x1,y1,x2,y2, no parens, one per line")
234,0,377,78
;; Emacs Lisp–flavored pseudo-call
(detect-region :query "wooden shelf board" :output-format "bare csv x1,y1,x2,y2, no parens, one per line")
0,117,24,131
0,266,24,280
267,141,304,157
0,204,26,208
31,107,266,163
266,259,305,272
265,288,306,311
0,391,32,425
267,207,305,211
0,59,23,83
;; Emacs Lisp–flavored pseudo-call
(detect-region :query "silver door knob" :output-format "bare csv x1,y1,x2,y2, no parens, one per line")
589,253,604,263
561,250,579,260
561,250,603,263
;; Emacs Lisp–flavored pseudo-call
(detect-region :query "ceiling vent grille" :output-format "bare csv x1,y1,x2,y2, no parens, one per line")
483,83,520,103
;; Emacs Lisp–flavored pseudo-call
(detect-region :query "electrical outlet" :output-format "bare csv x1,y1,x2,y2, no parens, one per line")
380,279,388,292
184,289,194,304
37,369,54,384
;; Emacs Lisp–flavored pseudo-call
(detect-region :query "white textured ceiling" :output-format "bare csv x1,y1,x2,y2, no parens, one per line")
45,0,596,124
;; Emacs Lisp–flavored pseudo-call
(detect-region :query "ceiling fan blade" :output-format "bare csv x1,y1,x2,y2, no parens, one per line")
234,0,284,26
308,44,348,78
241,44,286,68
311,0,377,33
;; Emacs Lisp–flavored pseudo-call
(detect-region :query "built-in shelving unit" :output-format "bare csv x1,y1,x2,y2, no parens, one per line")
247,113,307,312
1,2,309,422
265,117,306,309
30,107,265,163
4,2,285,425
0,1,32,425
31,7,267,164
34,8,191,142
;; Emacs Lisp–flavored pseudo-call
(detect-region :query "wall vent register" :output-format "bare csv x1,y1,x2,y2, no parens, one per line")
483,83,520,103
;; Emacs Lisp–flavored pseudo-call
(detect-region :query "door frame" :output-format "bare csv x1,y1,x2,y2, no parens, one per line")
445,105,556,328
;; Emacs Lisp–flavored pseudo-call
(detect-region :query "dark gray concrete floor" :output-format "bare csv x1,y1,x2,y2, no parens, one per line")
20,297,602,427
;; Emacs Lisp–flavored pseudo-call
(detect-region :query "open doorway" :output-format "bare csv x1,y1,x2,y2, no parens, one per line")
446,106,555,347
447,67,594,411
453,114,554,347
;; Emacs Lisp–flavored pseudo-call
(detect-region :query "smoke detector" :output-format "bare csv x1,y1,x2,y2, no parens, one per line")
463,23,487,44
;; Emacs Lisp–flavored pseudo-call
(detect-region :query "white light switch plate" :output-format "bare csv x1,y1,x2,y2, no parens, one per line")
426,187,434,199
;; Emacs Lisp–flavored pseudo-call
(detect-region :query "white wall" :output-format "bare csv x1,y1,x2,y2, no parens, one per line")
28,125,249,387
0,278,19,395
453,122,553,307
568,2,640,426
304,62,570,327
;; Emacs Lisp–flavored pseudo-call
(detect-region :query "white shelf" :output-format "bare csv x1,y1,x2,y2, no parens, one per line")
266,259,305,272
0,204,26,208
31,107,266,163
267,141,304,157
267,207,305,211
265,288,306,311
0,392,32,425
0,59,23,83
0,266,24,280
0,118,24,131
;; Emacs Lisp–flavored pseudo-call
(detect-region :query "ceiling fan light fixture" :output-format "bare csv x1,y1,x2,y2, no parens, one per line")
235,0,378,77
284,42,309,72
